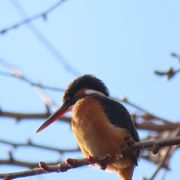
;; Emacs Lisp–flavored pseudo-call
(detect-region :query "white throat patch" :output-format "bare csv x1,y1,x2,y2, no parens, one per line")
84,89,106,97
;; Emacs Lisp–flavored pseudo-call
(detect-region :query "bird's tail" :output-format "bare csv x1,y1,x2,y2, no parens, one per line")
107,158,135,180
117,165,134,180
118,171,132,180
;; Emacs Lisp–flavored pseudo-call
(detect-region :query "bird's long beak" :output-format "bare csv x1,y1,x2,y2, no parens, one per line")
36,101,71,133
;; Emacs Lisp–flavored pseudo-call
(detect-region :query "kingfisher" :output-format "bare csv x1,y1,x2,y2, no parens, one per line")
36,74,140,180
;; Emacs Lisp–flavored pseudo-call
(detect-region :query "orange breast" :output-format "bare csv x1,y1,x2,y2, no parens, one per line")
71,96,129,158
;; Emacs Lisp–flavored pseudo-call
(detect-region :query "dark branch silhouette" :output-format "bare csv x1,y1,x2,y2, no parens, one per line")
0,136,180,179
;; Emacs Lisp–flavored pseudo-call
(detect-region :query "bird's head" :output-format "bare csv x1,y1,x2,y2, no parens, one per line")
36,74,109,133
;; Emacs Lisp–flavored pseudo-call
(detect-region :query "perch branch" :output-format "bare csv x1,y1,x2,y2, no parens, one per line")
0,136,180,179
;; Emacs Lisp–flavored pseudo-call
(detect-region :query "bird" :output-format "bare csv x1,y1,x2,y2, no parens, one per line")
36,74,140,180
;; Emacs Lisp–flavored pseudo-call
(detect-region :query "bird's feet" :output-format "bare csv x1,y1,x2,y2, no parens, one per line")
88,154,113,170
124,136,134,146
98,154,112,170
88,155,96,166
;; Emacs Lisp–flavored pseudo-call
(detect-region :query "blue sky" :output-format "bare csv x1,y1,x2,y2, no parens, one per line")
0,0,180,179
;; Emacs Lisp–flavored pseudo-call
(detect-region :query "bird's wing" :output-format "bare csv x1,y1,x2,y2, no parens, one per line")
94,95,140,165
94,95,140,143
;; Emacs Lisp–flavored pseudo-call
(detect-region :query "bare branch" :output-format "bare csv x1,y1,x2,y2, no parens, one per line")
0,139,79,154
154,68,180,80
0,63,64,92
0,136,180,179
7,0,81,77
129,136,180,150
120,97,172,123
148,147,171,180
154,53,180,80
0,159,61,169
0,109,71,123
0,58,61,111
2,108,179,133
136,122,180,132
0,0,67,34
171,52,180,62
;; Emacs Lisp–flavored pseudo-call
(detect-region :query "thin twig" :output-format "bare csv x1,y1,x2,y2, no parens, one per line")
0,69,64,92
148,147,171,180
120,97,172,123
0,0,66,34
131,136,180,150
0,109,71,122
171,52,180,62
0,139,79,154
0,159,61,169
0,58,59,110
136,122,180,132
8,0,81,77
147,129,180,180
155,68,180,80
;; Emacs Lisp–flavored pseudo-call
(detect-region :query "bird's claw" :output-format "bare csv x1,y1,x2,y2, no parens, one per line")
99,154,112,170
124,136,134,146
88,155,96,166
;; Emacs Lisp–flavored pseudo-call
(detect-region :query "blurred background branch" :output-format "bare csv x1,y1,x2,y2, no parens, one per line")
0,0,66,34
